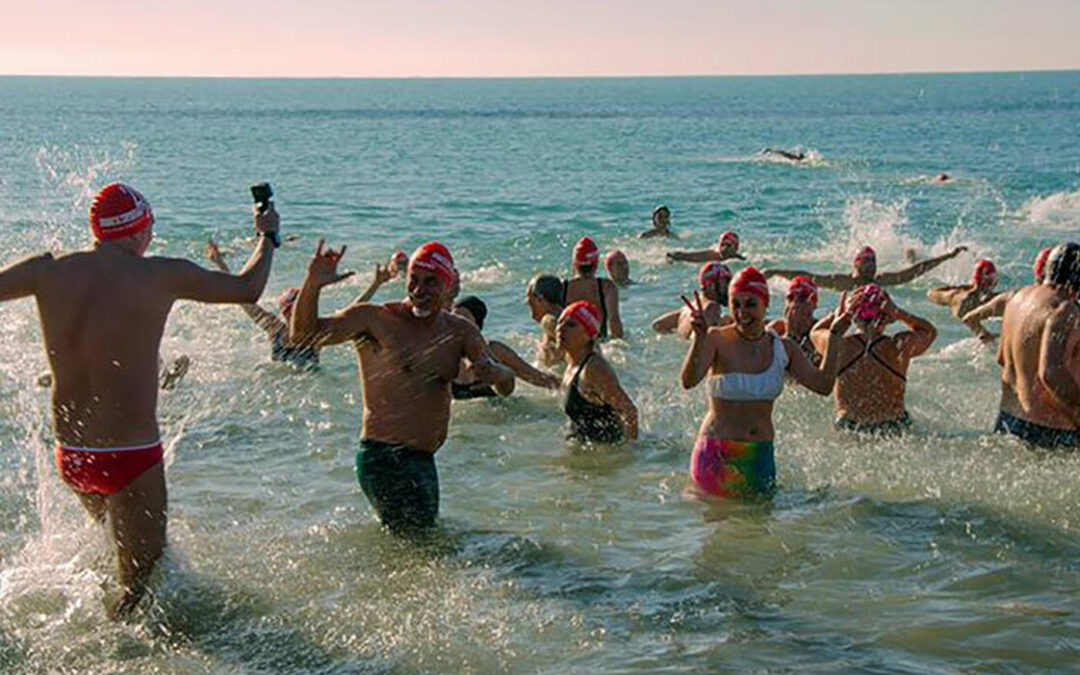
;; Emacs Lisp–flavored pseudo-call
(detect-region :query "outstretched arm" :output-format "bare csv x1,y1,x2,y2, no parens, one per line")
462,323,515,396
0,253,50,301
764,268,855,291
652,309,681,334
666,249,718,263
961,290,1013,342
926,286,965,307
205,239,283,334
489,340,559,389
166,206,278,304
877,246,966,286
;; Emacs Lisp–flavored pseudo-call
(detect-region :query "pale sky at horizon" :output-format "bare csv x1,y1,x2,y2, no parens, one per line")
1,0,1077,78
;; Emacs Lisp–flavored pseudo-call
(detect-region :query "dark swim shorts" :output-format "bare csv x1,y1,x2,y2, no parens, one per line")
994,411,1080,450
357,438,439,534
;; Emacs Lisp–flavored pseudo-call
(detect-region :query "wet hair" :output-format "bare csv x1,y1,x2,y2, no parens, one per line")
454,295,487,330
528,275,563,307
1046,243,1080,291
576,263,597,276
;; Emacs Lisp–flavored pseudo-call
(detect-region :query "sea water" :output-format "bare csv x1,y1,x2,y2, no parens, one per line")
1,72,1080,672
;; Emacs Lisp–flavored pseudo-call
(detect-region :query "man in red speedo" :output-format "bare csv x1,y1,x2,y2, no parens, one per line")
0,183,279,617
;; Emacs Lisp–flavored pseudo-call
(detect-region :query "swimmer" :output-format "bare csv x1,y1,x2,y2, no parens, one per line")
768,277,821,364
290,240,515,534
994,243,1080,449
526,274,566,367
761,148,807,162
450,295,560,399
934,172,952,183
963,248,1052,341
563,236,623,339
652,262,733,338
666,231,745,264
927,259,1001,342
812,285,936,435
680,267,847,498
604,249,633,288
0,182,279,616
764,244,968,291
556,301,638,444
639,205,674,239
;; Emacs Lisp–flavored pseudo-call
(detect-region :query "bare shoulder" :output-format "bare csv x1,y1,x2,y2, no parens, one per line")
582,352,616,380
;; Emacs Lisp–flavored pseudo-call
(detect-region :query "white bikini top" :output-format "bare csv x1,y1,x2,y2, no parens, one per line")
709,332,789,401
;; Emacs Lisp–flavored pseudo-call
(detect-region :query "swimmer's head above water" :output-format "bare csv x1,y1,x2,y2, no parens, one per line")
407,241,457,318
852,283,890,333
717,231,740,257
729,267,770,334
1045,242,1080,295
852,246,877,280
556,300,602,350
698,262,732,304
278,287,300,317
652,205,671,231
453,295,487,330
572,236,600,275
90,183,155,254
1034,247,1052,283
526,274,563,322
784,276,818,334
604,250,630,286
973,259,999,291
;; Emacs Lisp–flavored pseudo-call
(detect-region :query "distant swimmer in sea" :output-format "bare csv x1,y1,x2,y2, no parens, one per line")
934,172,952,183
652,262,732,338
927,259,1001,342
680,267,847,499
290,241,515,535
761,148,807,162
557,301,638,444
768,277,821,365
0,182,280,617
639,205,674,239
963,248,1051,341
667,231,745,264
812,284,936,436
993,243,1080,449
764,244,968,292
605,249,633,288
526,274,566,367
450,295,560,399
564,236,623,339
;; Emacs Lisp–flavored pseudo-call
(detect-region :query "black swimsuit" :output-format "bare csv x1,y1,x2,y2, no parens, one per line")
564,353,623,443
271,331,319,369
451,381,498,400
563,278,609,339
834,335,910,434
836,335,907,381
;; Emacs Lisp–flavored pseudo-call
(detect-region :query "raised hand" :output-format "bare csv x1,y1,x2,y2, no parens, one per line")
306,239,355,288
949,245,969,258
373,263,392,287
681,290,709,338
253,202,280,235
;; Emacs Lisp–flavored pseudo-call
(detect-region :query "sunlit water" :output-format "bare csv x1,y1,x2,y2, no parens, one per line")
2,73,1080,672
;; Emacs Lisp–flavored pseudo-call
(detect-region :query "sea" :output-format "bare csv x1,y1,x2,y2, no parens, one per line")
1,72,1080,672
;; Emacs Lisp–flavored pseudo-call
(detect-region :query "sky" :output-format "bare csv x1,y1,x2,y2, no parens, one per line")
0,0,1077,77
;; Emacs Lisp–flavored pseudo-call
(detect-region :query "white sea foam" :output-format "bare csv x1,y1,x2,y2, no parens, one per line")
1019,187,1080,231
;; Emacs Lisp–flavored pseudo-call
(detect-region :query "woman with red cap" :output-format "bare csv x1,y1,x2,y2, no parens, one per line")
680,267,847,498
563,236,623,339
963,247,1053,341
557,301,638,443
652,262,732,338
927,259,1001,342
666,231,745,264
769,276,822,364
812,284,936,435
764,244,967,291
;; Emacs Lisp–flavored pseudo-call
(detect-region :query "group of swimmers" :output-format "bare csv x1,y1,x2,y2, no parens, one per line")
2,182,1079,619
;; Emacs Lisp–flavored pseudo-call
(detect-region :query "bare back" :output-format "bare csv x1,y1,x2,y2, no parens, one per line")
998,285,1080,429
34,250,184,446
834,333,909,422
352,304,472,452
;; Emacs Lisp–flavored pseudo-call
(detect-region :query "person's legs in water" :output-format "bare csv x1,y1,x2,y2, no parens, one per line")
103,462,167,618
357,440,439,535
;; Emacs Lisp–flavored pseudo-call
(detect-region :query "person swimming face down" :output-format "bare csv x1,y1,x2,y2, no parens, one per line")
729,267,770,334
407,242,457,318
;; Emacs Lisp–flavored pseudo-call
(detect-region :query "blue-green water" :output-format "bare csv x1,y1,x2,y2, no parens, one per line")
2,73,1080,672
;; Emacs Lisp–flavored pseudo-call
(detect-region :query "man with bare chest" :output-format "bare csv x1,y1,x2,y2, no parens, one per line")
0,183,279,617
291,241,514,534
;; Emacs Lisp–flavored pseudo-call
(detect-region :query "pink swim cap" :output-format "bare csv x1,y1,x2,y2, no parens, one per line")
408,241,457,287
787,276,818,308
89,183,154,241
1034,247,1052,282
972,259,998,290
573,236,600,266
698,262,732,289
559,300,602,339
854,284,888,322
718,231,740,253
730,267,770,306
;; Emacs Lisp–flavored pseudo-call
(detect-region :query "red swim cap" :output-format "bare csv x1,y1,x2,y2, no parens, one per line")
408,241,457,287
698,262,732,290
278,287,300,316
573,236,600,266
559,300,602,339
973,259,998,290
853,246,876,266
854,284,887,322
730,267,770,306
1034,247,1052,282
89,183,154,241
787,276,818,308
718,231,739,253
